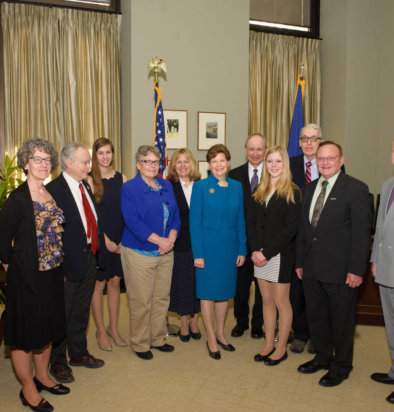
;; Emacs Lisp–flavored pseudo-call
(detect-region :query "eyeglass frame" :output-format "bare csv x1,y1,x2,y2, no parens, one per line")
139,159,160,166
30,156,52,165
299,136,323,143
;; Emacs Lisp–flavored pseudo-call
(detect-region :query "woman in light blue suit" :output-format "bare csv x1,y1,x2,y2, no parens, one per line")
190,144,246,359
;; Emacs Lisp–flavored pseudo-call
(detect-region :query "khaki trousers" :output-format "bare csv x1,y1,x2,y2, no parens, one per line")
121,247,174,352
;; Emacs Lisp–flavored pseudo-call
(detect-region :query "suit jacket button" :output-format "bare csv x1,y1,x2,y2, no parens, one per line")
313,237,317,241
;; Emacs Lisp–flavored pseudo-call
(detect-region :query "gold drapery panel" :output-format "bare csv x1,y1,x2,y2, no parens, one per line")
1,2,121,169
249,31,321,147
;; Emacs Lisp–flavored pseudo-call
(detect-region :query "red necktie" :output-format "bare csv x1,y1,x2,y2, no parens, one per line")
305,161,312,184
79,183,98,255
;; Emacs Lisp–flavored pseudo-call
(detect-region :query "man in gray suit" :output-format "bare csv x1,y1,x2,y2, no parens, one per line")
370,141,394,404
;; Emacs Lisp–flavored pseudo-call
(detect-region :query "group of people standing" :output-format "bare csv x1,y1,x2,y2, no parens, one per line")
2,124,392,409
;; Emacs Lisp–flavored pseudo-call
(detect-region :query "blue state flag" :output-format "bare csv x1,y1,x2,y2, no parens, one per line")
153,82,167,178
287,75,305,158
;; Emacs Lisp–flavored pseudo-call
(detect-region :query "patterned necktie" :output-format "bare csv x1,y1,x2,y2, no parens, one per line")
250,169,259,193
311,180,328,229
79,183,98,255
387,186,394,214
305,161,312,184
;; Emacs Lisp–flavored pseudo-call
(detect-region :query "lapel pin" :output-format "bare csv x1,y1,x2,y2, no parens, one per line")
209,188,215,194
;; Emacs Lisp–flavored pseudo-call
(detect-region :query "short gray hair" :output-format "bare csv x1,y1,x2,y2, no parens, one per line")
245,133,268,149
299,123,323,139
17,138,59,174
60,142,87,170
135,145,161,163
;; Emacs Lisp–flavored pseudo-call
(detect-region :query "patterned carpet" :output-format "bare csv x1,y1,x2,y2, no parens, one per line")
0,293,392,412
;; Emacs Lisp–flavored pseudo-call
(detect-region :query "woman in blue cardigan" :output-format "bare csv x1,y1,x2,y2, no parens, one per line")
190,144,246,359
120,145,181,360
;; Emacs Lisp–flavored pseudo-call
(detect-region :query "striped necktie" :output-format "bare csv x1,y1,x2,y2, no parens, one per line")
305,161,312,184
311,180,328,229
250,169,258,193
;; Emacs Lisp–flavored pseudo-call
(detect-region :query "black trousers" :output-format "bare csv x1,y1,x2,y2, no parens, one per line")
233,256,263,330
303,276,358,375
290,271,310,341
50,251,97,366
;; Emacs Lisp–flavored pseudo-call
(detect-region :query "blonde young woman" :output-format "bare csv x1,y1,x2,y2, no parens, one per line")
247,146,301,366
168,149,201,341
87,138,128,351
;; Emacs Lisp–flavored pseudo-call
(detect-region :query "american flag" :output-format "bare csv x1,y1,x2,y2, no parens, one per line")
153,82,167,178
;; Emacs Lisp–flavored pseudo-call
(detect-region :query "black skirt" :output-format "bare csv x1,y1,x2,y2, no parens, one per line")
5,265,66,351
169,250,200,316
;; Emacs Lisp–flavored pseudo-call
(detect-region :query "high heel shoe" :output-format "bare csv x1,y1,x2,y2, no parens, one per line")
206,342,221,360
216,338,235,352
254,347,275,362
179,333,191,342
106,327,127,347
20,390,54,412
33,376,70,395
264,351,288,366
189,324,201,340
96,331,112,351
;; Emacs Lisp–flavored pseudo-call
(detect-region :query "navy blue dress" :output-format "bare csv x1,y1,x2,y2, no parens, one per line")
97,171,124,280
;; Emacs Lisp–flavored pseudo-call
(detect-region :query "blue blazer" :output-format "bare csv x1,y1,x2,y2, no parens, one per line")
121,172,181,251
189,174,247,259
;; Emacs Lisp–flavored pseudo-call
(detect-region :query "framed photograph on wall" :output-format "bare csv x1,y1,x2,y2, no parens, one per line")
197,112,226,150
163,110,188,149
198,161,210,179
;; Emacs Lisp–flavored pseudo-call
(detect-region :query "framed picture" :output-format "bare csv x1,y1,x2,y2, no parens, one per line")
163,110,188,149
197,112,226,150
198,161,210,179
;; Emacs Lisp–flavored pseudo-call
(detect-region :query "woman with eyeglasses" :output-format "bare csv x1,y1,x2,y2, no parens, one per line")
120,145,181,360
86,138,128,351
0,139,69,412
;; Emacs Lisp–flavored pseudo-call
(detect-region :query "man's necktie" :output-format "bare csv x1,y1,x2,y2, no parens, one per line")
250,169,258,193
387,186,394,214
311,180,328,229
79,183,98,255
305,161,312,184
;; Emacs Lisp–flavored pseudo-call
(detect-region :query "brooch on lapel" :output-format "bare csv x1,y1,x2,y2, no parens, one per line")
209,188,215,194
329,197,336,200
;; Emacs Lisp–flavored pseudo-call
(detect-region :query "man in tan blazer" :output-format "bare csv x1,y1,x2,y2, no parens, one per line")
370,142,394,404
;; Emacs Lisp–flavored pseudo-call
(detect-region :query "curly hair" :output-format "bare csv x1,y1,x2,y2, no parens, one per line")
17,138,59,174
168,148,201,182
206,144,231,162
135,145,161,163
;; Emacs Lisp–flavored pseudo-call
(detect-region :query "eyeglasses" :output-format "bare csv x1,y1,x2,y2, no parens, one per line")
30,156,51,165
299,136,322,143
140,159,160,166
316,155,340,163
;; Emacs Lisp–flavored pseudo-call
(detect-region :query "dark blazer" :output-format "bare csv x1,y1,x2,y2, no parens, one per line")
290,154,346,189
296,172,371,283
171,180,192,252
228,162,252,218
46,173,104,282
0,182,43,293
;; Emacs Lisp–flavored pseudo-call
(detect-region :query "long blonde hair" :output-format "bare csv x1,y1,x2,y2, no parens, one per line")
253,146,300,204
168,148,201,182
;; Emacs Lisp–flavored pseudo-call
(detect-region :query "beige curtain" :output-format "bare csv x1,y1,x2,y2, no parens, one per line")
1,2,121,168
249,31,321,147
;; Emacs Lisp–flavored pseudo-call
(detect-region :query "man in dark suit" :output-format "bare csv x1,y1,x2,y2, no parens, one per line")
289,124,323,354
296,141,371,387
48,143,104,383
229,133,266,339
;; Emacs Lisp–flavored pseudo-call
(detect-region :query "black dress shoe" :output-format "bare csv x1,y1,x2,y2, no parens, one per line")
190,328,201,340
179,333,190,342
216,338,235,351
386,391,394,404
33,377,70,395
206,342,221,360
254,348,275,362
135,350,153,360
319,371,348,387
251,328,264,339
150,343,174,352
264,351,288,366
297,359,329,374
231,324,247,337
371,372,394,384
20,390,54,412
